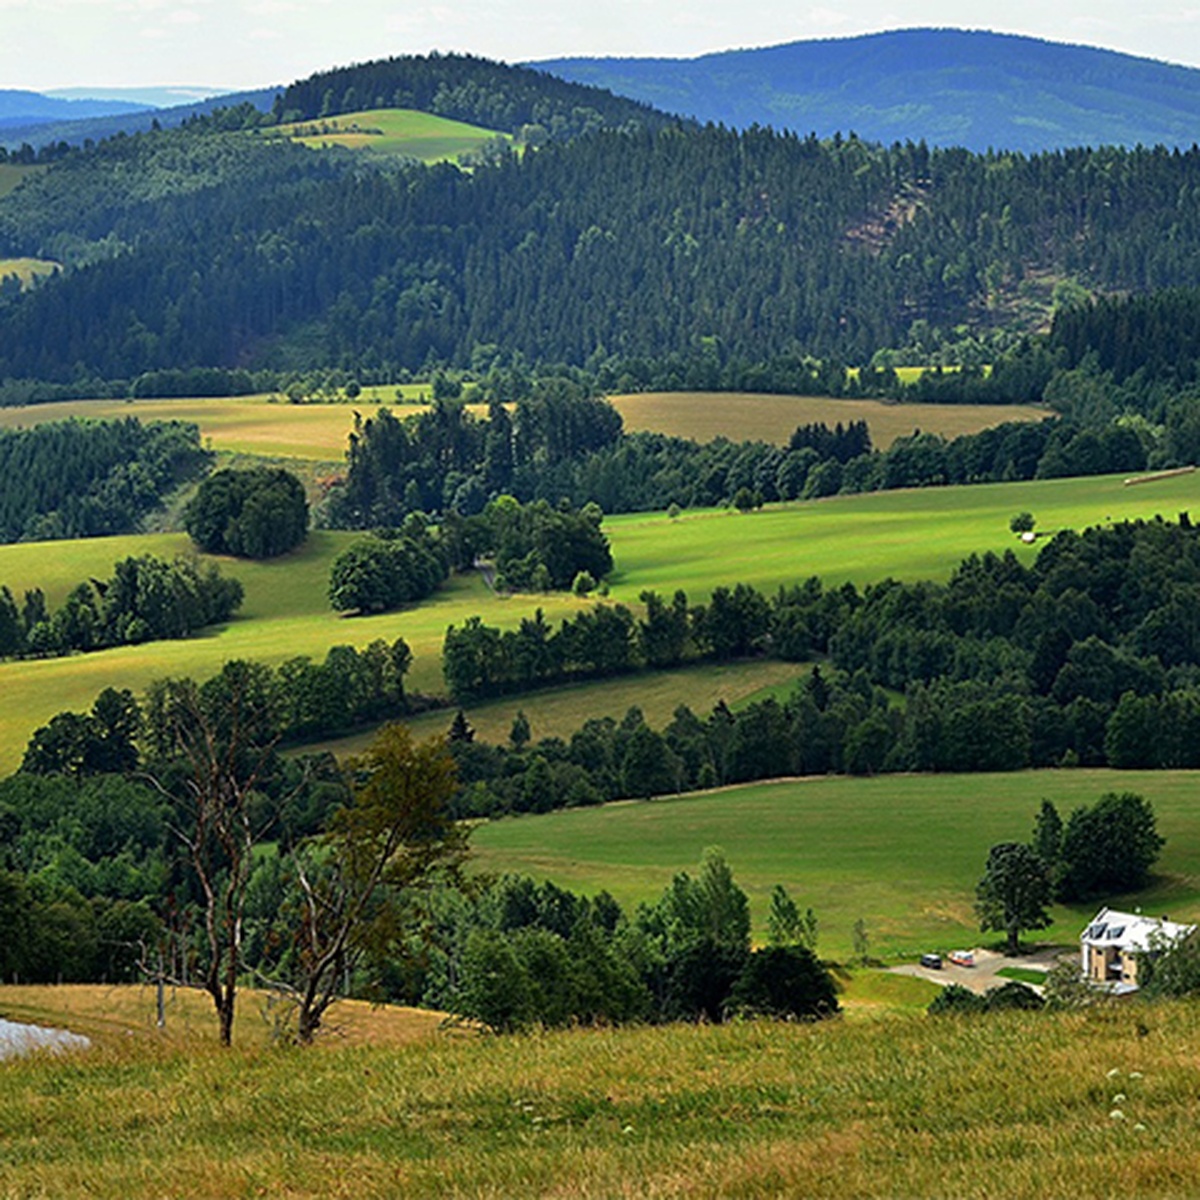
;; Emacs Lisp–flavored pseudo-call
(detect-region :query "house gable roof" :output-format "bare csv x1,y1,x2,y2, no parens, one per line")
1081,906,1195,953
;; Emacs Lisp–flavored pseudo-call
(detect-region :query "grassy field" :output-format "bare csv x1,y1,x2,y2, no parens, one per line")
608,391,1043,449
601,469,1200,601
269,108,509,163
1,390,1038,461
0,531,601,775
0,163,45,199
3,470,1199,773
470,768,1200,960
303,658,809,759
1,983,1198,1198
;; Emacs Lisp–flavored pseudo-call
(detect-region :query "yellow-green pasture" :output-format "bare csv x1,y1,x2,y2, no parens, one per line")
2,390,1037,462
608,390,1044,449
2,981,1199,1199
472,767,1200,960
303,657,809,760
0,531,593,775
0,256,59,287
0,394,486,460
268,108,509,163
3,470,1200,773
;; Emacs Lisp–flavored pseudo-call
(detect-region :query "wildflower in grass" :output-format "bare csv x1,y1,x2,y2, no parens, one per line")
1107,1068,1122,1079
1130,1071,1144,1080
1112,1092,1127,1104
1109,1109,1126,1121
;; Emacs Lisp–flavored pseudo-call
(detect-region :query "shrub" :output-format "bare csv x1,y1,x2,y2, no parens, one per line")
928,983,984,1015
729,944,839,1019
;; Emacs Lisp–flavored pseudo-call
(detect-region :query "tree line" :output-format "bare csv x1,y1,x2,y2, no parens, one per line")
0,418,208,543
426,517,1200,818
0,554,242,660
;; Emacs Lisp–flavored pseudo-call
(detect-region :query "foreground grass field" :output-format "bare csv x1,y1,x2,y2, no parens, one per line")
471,768,1200,960
1,984,1198,1198
3,470,1200,773
608,390,1043,449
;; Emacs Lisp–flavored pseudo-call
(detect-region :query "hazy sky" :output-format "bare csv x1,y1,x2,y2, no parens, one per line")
7,0,1200,92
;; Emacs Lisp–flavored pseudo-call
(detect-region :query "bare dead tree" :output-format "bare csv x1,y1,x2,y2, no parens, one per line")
143,661,284,1047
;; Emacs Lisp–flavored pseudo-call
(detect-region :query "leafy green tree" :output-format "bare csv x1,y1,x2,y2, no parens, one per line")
1030,799,1064,871
975,841,1053,955
184,467,308,559
1138,928,1200,998
1058,792,1164,900
279,725,467,1042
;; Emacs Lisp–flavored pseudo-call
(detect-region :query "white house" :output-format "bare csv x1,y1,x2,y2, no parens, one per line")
1080,907,1195,990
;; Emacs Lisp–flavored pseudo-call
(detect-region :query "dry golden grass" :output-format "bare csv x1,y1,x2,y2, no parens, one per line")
0,394,492,460
2,985,1199,1198
608,390,1045,449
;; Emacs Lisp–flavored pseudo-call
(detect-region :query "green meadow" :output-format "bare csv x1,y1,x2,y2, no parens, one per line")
602,469,1200,601
471,767,1200,959
303,657,809,759
3,470,1200,773
271,107,510,163
0,531,593,774
609,390,1043,449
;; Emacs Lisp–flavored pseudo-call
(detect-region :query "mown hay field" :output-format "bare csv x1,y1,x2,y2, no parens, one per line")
0,389,1037,460
608,390,1044,449
0,392,464,461
470,768,1200,959
1,982,1198,1199
303,657,809,760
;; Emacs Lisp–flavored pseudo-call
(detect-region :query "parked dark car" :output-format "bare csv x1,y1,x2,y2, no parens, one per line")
920,953,943,969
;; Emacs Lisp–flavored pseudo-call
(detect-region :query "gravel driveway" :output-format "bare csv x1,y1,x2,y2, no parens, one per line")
889,945,1068,994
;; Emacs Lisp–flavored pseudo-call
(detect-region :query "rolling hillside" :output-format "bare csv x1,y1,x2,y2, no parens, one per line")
536,29,1200,153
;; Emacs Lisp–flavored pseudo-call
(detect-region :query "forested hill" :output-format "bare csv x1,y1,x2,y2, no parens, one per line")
10,103,1200,392
269,53,680,139
535,29,1200,154
1,53,673,153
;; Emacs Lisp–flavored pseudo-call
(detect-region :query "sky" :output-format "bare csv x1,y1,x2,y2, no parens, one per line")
6,0,1200,92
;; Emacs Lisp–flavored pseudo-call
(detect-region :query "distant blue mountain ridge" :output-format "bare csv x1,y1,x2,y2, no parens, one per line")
0,88,280,148
0,89,152,130
533,28,1200,153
